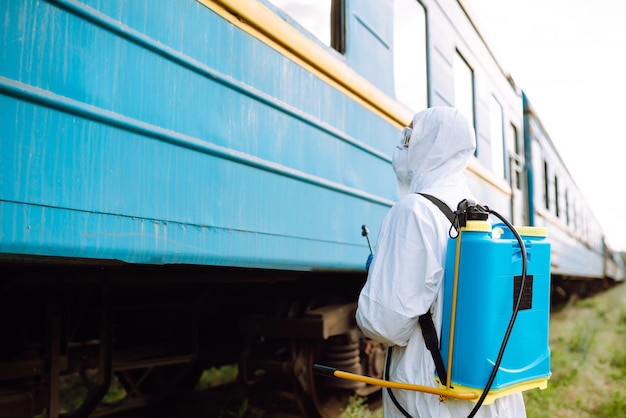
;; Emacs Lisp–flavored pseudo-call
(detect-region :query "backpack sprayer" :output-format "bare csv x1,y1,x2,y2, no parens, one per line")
314,197,551,417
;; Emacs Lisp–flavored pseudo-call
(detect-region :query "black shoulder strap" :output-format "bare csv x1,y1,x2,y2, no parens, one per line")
416,193,454,386
419,193,455,224
418,312,447,386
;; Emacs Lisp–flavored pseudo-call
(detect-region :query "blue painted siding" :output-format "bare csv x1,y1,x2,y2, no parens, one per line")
1,0,400,270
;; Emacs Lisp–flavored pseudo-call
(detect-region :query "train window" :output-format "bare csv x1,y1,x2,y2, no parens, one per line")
393,0,428,111
509,123,522,190
554,175,560,217
454,51,475,132
511,124,520,155
267,0,345,52
543,160,550,210
565,189,570,225
489,96,505,178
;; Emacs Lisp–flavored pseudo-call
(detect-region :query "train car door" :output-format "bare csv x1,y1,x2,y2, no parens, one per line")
509,123,526,225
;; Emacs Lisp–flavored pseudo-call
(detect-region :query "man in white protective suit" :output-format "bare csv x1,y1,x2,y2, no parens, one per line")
356,107,527,417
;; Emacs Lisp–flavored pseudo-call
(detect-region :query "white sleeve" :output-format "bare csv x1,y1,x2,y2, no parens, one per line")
356,200,444,347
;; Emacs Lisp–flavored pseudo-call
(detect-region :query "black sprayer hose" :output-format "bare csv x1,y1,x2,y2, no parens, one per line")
467,209,528,418
385,347,413,418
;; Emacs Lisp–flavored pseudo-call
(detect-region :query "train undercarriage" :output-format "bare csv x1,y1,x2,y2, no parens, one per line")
550,274,618,308
0,261,384,418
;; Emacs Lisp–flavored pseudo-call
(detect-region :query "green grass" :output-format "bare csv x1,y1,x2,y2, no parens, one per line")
339,395,383,418
523,283,626,418
195,364,239,390
58,371,127,414
594,391,626,417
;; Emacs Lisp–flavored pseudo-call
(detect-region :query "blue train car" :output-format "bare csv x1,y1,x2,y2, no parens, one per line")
522,93,621,302
1,0,402,270
1,0,622,416
523,93,604,278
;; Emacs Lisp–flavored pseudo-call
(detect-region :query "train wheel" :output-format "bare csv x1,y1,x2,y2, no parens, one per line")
291,300,384,418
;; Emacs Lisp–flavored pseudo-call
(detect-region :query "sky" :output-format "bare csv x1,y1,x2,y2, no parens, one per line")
463,0,626,252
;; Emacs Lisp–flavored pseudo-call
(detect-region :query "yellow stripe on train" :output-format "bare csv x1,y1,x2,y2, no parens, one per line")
197,0,412,127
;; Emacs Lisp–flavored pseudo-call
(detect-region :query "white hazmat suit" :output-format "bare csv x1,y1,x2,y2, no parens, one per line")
356,107,526,417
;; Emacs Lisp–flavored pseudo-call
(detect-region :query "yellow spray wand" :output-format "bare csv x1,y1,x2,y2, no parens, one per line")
312,364,477,400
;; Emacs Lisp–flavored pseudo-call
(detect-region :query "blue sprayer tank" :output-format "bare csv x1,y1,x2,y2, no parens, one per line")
439,220,551,403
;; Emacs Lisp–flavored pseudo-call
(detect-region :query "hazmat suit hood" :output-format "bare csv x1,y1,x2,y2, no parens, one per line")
402,107,476,194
